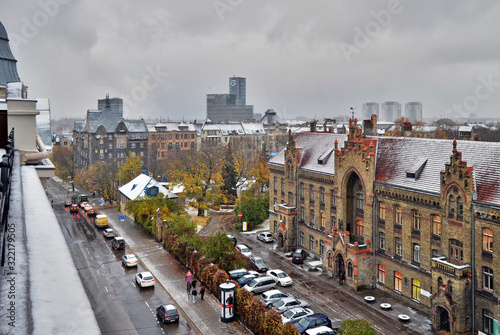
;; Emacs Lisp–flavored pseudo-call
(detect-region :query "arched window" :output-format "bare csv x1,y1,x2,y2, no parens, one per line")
274,177,278,192
437,277,443,289
413,244,421,263
457,197,463,217
449,195,455,216
347,262,353,278
432,215,442,236
286,160,293,179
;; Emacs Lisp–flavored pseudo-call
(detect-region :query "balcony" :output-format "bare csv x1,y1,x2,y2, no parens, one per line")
432,257,470,277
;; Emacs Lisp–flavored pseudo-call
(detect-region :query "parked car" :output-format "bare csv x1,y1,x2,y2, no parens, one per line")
260,289,294,307
103,228,115,238
250,256,269,273
121,254,138,267
257,231,274,243
270,297,310,313
292,313,332,334
135,271,155,288
292,249,307,264
244,276,277,294
237,274,258,287
228,268,249,280
236,244,252,257
227,234,237,245
304,326,338,335
111,237,126,250
156,304,179,323
281,307,315,324
267,269,293,287
69,204,79,213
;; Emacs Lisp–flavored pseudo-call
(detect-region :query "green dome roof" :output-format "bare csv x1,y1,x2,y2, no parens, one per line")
0,21,21,85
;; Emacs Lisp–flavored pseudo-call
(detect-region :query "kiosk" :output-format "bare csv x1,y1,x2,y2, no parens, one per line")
220,281,236,323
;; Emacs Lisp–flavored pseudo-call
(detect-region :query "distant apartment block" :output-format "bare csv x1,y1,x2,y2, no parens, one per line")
147,122,197,159
207,76,254,122
405,102,423,123
362,102,379,120
381,101,401,122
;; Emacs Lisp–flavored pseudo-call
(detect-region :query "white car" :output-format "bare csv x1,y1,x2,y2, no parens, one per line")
270,297,310,313
236,244,252,257
261,289,294,307
281,307,314,324
257,231,274,243
135,272,155,288
122,254,138,267
267,269,293,287
103,228,115,237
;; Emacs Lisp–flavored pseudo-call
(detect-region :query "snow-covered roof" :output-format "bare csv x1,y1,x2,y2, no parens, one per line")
458,125,473,132
118,174,178,200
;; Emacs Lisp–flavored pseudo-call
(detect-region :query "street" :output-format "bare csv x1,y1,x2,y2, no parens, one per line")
47,180,194,335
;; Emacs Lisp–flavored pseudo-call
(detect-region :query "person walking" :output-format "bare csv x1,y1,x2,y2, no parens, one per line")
192,288,197,304
200,285,206,300
192,279,197,289
186,280,191,293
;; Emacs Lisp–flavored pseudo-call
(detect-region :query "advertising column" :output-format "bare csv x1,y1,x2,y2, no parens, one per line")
220,281,235,323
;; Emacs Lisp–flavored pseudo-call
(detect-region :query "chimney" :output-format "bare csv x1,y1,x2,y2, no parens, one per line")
310,120,317,132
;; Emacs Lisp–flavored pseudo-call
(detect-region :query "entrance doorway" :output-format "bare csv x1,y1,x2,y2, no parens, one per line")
335,253,345,278
278,232,284,248
437,306,450,332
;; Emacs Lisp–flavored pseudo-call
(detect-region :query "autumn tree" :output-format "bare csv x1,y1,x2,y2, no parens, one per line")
170,141,228,216
74,161,118,203
119,151,143,185
124,194,182,233
51,146,74,187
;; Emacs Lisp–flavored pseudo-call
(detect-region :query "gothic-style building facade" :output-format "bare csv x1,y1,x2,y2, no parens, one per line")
269,119,500,334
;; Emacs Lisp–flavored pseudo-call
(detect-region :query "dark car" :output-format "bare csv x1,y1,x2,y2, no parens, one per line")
250,256,269,273
227,234,237,245
292,313,332,334
64,200,72,207
292,249,307,264
156,304,179,323
237,274,258,287
111,237,126,250
228,268,249,280
69,204,79,213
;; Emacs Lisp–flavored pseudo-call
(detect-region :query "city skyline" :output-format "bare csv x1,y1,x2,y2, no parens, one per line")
2,1,500,121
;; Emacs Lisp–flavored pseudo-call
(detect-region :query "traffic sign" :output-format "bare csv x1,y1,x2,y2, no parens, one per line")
238,213,242,218
186,270,193,277
186,276,192,282
119,215,126,221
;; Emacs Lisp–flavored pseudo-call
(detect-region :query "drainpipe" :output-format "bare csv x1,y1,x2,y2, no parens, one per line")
295,162,300,252
471,201,476,334
372,193,377,289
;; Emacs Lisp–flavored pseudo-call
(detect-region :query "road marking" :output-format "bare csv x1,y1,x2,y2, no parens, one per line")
145,301,150,309
90,256,93,261
132,282,136,288
85,247,90,255
104,286,108,292
96,269,100,275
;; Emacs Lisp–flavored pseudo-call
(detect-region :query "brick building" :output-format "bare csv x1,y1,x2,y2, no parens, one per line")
269,118,500,334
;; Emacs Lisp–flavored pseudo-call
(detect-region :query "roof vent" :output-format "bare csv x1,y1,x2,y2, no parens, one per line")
318,148,334,165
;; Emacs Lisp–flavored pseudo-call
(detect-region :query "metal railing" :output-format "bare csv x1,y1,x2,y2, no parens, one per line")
0,128,15,266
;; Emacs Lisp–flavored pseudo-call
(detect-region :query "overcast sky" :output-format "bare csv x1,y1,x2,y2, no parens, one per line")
2,1,500,122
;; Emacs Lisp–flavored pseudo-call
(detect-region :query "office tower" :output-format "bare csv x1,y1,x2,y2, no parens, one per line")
381,101,401,122
405,102,423,123
362,102,379,120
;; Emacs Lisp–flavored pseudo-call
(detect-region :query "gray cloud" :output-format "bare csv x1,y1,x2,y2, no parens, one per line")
1,0,500,122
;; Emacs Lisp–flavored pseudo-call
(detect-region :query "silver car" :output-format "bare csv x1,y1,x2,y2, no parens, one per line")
260,289,294,308
257,232,274,243
271,297,310,313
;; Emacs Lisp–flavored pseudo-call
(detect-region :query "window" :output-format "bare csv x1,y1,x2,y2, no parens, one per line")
457,197,463,216
281,178,285,193
356,220,364,236
413,244,421,263
449,195,455,216
483,267,494,291
300,206,305,221
286,161,293,179
413,210,421,230
395,206,403,224
347,262,353,278
450,239,463,265
299,232,304,247
432,249,441,257
300,183,305,199
379,232,386,250
320,187,325,204
412,279,421,301
395,237,402,256
274,220,277,234
310,185,315,201
321,213,325,228
331,190,337,208
483,228,494,252
328,253,333,267
378,265,386,284
140,143,144,148
432,215,442,236
484,309,494,335
379,202,386,220
130,143,136,148
395,271,403,292
310,210,315,225
320,240,325,256
108,143,113,149
176,134,179,139
309,235,314,252
108,135,112,140
356,193,364,210
332,216,337,228
288,192,294,206
274,177,278,192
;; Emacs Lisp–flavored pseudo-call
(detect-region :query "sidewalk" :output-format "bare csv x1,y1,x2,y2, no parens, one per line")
99,208,251,335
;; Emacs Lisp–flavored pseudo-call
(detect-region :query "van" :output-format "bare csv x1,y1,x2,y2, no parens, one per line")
292,249,307,264
95,214,108,227
244,276,277,294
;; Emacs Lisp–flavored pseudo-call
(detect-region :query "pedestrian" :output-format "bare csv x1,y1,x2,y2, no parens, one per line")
200,285,205,300
187,280,191,293
192,279,197,289
192,288,197,304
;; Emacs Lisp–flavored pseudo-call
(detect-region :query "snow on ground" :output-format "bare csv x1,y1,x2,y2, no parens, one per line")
22,167,100,335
